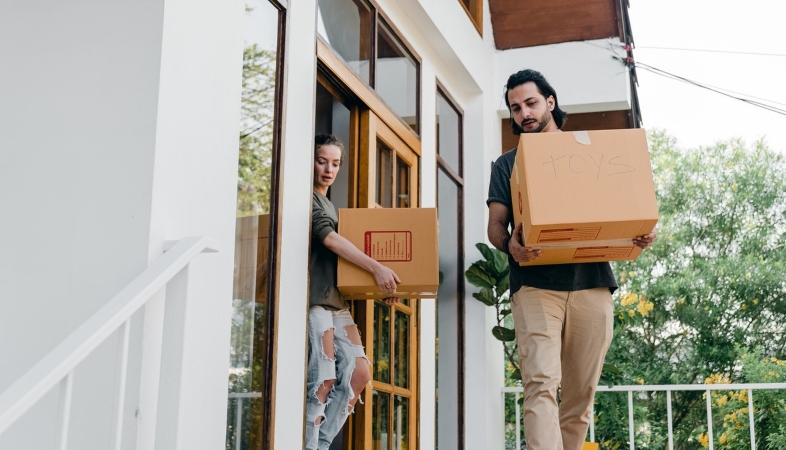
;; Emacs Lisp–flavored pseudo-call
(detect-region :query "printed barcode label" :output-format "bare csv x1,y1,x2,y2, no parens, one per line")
364,231,412,262
538,227,601,243
572,246,634,259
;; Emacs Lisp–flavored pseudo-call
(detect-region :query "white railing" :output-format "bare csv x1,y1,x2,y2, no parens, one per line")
502,382,786,450
227,392,263,450
0,236,218,448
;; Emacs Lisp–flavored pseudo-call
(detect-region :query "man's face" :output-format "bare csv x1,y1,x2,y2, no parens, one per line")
507,82,558,133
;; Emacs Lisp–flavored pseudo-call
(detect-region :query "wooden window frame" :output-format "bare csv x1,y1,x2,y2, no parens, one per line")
458,0,483,35
316,0,422,140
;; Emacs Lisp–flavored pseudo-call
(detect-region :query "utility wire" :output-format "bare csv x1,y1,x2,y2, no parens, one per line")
620,58,786,116
637,46,786,58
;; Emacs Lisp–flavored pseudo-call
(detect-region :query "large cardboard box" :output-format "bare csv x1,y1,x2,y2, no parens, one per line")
337,208,439,299
509,129,658,266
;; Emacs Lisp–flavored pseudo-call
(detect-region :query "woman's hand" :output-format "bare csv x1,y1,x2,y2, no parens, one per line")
373,264,401,294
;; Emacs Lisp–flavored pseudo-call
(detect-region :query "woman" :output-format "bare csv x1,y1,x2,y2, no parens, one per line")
306,134,400,450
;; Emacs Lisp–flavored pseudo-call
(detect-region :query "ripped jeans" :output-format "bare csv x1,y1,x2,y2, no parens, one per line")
305,306,370,450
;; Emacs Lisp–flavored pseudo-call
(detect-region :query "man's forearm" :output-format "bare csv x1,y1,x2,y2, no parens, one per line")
488,221,510,252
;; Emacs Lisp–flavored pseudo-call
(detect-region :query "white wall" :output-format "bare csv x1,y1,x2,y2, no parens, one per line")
496,38,632,114
0,0,245,448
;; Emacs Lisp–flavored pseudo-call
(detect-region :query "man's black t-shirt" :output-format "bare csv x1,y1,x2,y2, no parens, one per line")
487,148,618,295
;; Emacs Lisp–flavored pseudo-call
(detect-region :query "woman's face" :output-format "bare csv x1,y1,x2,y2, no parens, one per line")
313,144,342,191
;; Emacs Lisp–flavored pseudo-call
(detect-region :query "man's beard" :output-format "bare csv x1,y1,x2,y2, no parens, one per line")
519,113,551,133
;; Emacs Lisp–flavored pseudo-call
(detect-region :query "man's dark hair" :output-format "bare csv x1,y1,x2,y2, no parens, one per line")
504,69,567,134
314,133,344,162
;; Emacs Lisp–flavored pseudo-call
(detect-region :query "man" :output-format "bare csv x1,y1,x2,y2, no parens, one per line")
487,69,656,450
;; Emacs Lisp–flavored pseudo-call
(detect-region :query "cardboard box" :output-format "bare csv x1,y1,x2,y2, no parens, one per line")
509,129,658,266
337,208,439,299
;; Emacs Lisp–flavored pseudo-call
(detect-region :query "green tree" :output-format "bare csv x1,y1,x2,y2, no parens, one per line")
237,44,276,217
596,131,786,449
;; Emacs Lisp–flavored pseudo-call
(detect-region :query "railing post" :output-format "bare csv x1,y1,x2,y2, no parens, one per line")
706,389,714,450
55,373,74,450
155,265,191,450
235,397,243,450
111,320,131,450
666,390,674,450
628,390,635,450
515,392,521,450
748,389,755,450
590,401,595,443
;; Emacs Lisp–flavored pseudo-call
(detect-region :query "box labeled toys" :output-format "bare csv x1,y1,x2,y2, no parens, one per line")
509,129,658,266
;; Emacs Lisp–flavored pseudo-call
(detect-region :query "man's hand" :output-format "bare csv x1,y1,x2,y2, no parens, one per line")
373,265,401,294
633,229,658,249
508,223,541,263
382,297,400,305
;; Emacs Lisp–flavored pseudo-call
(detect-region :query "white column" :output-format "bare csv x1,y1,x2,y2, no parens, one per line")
269,0,319,447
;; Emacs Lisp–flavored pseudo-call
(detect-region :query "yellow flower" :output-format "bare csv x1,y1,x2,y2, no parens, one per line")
621,292,639,306
636,377,645,385
745,272,751,279
669,235,674,241
771,357,778,362
741,303,747,310
769,370,779,378
678,297,685,304
753,299,759,305
732,184,738,191
699,433,709,448
628,271,636,278
628,310,636,318
719,433,728,445
716,395,728,406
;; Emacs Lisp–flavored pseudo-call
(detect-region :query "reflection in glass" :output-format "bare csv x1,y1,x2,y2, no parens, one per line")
393,396,409,450
376,140,393,208
227,1,279,449
436,168,460,448
376,20,419,133
396,156,410,208
374,301,391,383
436,91,461,174
372,390,391,450
316,0,372,84
315,82,351,208
394,310,409,388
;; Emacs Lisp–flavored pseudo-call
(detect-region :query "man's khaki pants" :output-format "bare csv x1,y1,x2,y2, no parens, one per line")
511,286,614,450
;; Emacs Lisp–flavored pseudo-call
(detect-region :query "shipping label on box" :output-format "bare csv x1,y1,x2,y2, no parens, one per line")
509,129,658,266
337,208,438,299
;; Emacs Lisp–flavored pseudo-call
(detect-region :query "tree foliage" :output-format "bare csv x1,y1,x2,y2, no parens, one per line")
596,131,786,448
237,44,276,217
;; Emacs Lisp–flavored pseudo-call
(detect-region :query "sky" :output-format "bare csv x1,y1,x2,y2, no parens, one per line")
628,0,786,153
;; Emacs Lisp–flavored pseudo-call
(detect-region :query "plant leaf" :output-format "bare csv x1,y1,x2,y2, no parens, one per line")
472,287,496,307
492,326,516,342
476,242,495,262
465,265,495,289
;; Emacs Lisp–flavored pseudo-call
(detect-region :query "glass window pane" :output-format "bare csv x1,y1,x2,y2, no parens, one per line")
317,0,372,84
228,1,280,449
436,168,460,448
374,301,391,383
376,140,393,208
315,82,351,208
394,310,409,388
376,21,419,133
393,395,410,450
396,156,410,208
436,91,461,174
372,390,391,450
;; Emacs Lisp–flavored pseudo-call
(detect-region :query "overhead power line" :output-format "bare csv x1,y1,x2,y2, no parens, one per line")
637,46,786,58
612,56,786,117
